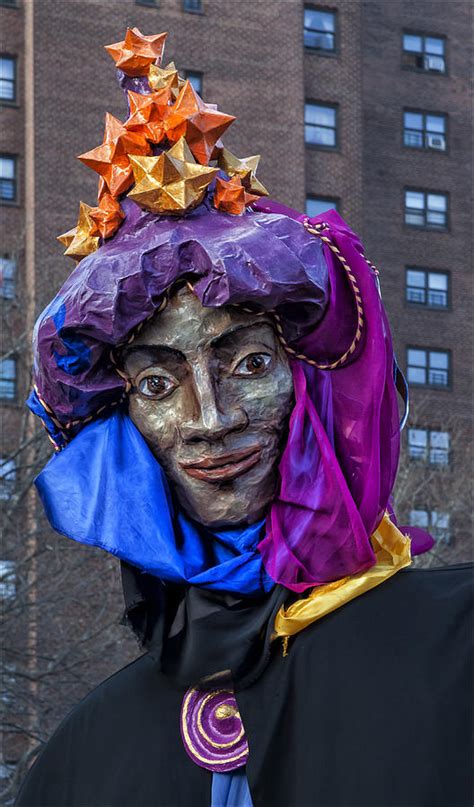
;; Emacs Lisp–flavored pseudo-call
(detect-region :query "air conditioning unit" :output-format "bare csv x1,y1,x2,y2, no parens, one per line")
426,133,446,150
424,54,445,72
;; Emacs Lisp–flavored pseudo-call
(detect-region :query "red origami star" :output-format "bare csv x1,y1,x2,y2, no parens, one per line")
105,28,168,77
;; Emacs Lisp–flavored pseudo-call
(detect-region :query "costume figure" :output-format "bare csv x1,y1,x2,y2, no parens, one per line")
17,29,471,807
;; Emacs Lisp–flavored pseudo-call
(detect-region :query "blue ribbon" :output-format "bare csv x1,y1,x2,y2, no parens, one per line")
35,411,273,596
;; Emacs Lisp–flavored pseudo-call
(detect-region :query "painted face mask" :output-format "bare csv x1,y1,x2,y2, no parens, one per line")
27,27,427,605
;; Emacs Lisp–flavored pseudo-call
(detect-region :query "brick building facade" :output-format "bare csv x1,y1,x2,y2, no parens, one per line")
1,0,471,790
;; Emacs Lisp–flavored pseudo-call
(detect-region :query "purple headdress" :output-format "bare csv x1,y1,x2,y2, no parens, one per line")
28,28,424,592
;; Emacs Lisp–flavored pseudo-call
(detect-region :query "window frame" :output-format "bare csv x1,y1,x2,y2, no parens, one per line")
402,108,448,153
303,6,338,55
0,254,17,300
401,30,447,75
182,0,203,13
0,457,16,500
403,187,449,231
404,266,450,310
0,356,17,401
407,427,450,466
409,509,452,544
305,195,340,219
406,346,451,390
0,154,18,205
0,54,17,105
304,100,339,150
182,70,203,97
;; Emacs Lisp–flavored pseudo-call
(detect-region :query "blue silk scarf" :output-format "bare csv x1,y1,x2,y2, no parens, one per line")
35,411,273,596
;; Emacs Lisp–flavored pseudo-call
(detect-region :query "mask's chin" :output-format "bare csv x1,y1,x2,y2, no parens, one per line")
171,476,276,530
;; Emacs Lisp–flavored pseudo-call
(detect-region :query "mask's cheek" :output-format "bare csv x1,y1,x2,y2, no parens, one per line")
224,368,294,431
128,394,182,455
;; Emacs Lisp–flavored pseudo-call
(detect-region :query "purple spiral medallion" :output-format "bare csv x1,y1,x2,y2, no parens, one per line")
180,686,249,773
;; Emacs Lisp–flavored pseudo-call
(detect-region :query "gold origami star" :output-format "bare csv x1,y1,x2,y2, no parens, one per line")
105,28,168,77
217,147,269,196
148,61,184,99
57,202,99,261
127,136,218,215
78,113,152,197
164,81,235,165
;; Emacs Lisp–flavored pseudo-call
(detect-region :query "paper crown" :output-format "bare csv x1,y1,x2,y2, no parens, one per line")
58,28,269,262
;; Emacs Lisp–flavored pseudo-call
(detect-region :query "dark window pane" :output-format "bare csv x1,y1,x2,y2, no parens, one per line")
304,8,335,50
183,0,202,10
425,37,444,55
0,358,16,399
404,130,424,147
407,287,426,304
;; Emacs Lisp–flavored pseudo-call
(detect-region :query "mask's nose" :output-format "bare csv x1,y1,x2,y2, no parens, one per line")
179,360,248,444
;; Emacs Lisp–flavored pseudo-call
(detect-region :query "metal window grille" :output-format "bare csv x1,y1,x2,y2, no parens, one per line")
406,269,448,308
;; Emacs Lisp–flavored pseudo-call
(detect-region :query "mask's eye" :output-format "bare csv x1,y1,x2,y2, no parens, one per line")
233,353,272,377
137,374,177,400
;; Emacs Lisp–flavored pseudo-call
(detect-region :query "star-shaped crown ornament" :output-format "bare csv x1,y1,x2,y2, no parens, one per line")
59,28,269,262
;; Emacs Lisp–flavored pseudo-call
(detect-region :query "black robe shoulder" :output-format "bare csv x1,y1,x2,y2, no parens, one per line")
16,565,473,807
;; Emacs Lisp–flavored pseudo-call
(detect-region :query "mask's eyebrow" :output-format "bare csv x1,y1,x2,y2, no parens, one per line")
120,344,186,365
209,320,275,349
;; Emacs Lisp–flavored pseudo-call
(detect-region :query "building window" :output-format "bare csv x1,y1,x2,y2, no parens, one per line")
0,458,16,500
0,0,18,7
182,70,203,96
305,102,337,148
402,33,446,73
135,0,158,5
405,268,449,308
306,196,339,218
183,0,202,12
403,110,446,151
0,254,16,299
0,155,17,203
0,560,16,600
304,8,336,51
408,428,450,465
404,189,448,229
409,510,451,544
0,56,16,103
0,357,16,399
407,347,450,388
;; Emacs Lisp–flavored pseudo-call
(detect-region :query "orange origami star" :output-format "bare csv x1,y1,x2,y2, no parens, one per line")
125,88,172,144
78,112,152,197
105,28,167,77
89,192,125,240
164,81,235,165
127,137,218,215
57,202,99,261
217,147,269,196
213,176,259,215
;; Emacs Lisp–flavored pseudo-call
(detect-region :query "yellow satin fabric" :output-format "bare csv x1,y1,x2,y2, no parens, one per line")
273,512,412,646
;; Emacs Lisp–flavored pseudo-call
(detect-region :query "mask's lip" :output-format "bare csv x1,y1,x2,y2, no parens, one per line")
179,446,262,483
180,445,261,469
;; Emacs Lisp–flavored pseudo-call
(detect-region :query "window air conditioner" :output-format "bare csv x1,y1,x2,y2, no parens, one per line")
426,133,446,150
424,55,445,72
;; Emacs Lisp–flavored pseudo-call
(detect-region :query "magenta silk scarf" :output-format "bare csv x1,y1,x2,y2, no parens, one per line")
257,204,399,592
